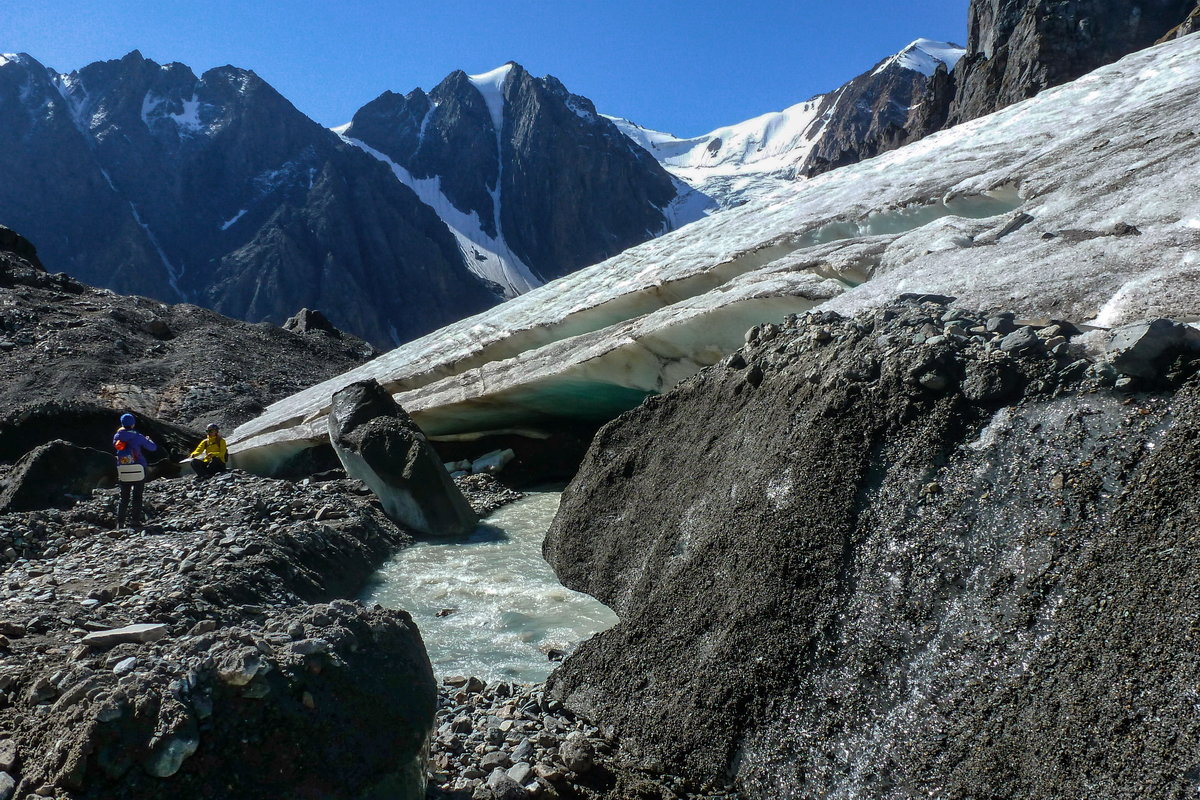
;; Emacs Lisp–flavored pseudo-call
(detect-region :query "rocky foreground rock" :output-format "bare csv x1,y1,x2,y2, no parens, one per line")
0,472,436,799
544,298,1200,798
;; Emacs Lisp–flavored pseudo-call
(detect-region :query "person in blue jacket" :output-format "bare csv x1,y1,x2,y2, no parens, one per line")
113,412,157,529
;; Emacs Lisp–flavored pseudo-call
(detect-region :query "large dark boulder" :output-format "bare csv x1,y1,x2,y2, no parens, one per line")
544,305,1200,798
1106,317,1200,380
328,379,477,536
0,225,42,269
0,439,114,512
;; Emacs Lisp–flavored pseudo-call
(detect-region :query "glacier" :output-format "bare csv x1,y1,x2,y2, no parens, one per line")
229,34,1200,475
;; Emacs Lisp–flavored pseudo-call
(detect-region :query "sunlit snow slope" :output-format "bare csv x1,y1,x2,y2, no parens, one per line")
231,35,1200,474
610,39,964,206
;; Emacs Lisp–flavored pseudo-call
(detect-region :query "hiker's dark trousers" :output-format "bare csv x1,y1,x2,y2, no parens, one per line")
194,458,226,480
117,479,144,528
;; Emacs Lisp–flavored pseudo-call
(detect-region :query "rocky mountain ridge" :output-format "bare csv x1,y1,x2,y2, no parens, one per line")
948,0,1198,124
0,50,498,348
0,51,699,346
341,62,699,293
609,39,965,205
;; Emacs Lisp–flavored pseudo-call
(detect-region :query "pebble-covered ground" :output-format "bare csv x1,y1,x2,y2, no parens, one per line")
0,465,738,799
427,675,743,799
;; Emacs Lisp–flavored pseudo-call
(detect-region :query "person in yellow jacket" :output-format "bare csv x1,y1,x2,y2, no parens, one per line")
191,423,229,480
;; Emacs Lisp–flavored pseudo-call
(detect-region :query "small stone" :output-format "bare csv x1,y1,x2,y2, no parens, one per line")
918,371,949,391
558,732,594,773
1115,375,1137,391
0,740,16,772
999,326,1041,353
112,657,137,676
81,623,168,648
985,315,1017,335
144,735,199,778
289,638,329,656
512,738,535,763
487,767,527,800
533,762,564,782
481,750,512,770
508,762,534,785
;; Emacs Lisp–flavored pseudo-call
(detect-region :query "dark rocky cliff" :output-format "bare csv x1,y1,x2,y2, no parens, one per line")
800,52,958,178
947,0,1197,124
343,63,679,283
0,51,495,347
544,300,1200,797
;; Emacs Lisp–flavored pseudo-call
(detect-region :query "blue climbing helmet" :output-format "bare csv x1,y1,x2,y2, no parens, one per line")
120,413,136,428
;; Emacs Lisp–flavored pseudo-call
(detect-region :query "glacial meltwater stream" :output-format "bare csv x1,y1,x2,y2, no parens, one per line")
360,490,618,682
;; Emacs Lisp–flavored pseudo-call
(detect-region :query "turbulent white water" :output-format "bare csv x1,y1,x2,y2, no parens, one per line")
361,491,617,682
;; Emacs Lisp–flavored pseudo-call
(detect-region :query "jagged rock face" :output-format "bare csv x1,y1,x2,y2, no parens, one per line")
1160,1,1200,38
800,59,954,177
0,51,495,346
0,229,375,439
544,302,1200,798
328,380,477,537
948,0,1197,124
344,63,679,283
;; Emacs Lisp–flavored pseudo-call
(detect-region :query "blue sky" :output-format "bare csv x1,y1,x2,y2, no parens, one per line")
2,1,968,137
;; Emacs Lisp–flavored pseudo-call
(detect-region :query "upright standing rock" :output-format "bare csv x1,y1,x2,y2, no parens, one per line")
328,379,478,537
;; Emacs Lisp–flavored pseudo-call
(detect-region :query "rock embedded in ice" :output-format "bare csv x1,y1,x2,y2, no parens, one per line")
471,448,515,475
328,379,477,537
1106,318,1200,379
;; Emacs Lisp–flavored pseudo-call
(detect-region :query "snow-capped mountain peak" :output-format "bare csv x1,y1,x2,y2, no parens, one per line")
872,38,964,77
612,37,966,208
467,62,515,132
